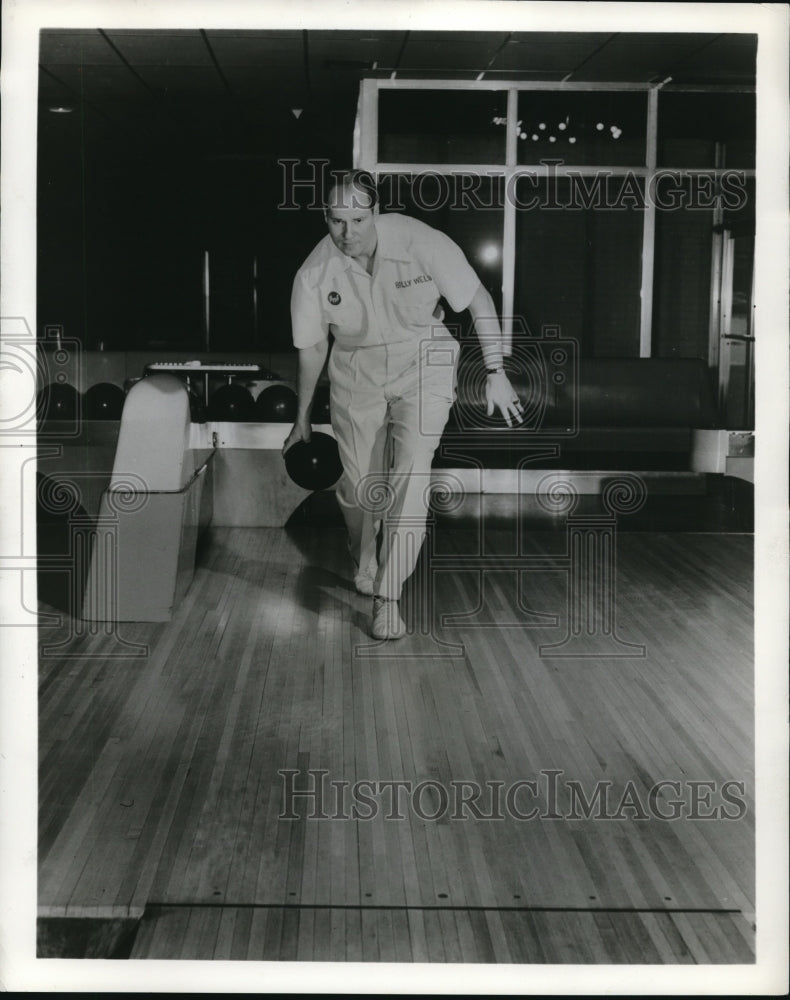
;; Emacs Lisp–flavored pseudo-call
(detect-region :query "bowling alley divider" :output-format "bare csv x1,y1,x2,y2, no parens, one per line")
80,375,215,623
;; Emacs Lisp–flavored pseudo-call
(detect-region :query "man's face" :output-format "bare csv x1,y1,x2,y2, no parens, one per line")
325,184,378,260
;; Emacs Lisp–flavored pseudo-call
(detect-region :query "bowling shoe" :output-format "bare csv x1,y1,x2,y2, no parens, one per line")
347,540,377,596
354,567,376,597
371,596,406,640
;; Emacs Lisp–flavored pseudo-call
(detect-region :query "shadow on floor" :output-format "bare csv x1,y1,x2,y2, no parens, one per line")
37,917,141,959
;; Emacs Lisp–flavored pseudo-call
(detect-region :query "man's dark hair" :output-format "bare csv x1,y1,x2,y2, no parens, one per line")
325,169,379,211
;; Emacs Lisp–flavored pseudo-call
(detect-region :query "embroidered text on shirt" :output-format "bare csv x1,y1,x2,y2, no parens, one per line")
395,274,433,289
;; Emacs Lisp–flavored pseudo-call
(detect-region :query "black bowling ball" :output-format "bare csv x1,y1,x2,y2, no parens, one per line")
207,383,256,421
36,382,81,422
255,383,298,422
310,383,332,423
84,382,126,420
283,431,343,491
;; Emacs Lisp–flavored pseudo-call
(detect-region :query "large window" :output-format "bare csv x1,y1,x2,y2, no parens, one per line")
514,178,644,355
358,78,755,387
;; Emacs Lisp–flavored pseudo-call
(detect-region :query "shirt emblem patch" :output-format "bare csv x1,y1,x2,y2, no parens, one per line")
328,291,341,305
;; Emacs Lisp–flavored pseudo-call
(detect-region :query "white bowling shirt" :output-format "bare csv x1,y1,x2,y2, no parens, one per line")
290,213,480,350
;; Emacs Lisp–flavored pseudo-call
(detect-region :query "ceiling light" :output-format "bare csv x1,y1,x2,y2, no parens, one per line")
48,106,74,114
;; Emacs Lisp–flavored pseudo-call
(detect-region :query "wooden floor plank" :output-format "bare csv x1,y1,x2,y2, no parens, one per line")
421,908,447,963
390,908,413,963
39,525,754,963
127,908,161,959
636,911,689,964
328,906,346,963
135,906,191,960
280,907,301,962
126,904,755,963
212,906,238,960
345,908,363,963
712,912,756,963
437,909,463,963
245,906,270,962
309,907,331,963
465,910,496,963
295,905,315,962
405,908,430,963
190,547,287,902
360,907,380,962
179,905,222,961
230,906,254,961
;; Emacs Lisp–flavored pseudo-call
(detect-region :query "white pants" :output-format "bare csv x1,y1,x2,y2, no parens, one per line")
328,332,460,600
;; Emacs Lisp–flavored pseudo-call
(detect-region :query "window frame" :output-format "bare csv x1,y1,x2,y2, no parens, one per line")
354,78,755,359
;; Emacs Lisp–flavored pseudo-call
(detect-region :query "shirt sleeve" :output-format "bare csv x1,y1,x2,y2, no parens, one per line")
416,220,481,314
290,268,329,349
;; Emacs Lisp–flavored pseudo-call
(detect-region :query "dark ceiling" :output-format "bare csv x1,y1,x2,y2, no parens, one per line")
38,29,757,158
34,29,758,350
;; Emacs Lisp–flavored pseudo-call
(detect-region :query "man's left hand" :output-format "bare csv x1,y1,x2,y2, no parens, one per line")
485,370,524,428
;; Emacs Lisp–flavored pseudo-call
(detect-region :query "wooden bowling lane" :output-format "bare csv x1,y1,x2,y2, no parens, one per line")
128,904,755,963
38,522,754,960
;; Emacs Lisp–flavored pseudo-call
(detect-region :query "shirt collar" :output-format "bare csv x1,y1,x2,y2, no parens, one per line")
326,238,356,274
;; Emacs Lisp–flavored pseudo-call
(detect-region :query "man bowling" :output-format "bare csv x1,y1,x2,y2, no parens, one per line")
283,170,522,640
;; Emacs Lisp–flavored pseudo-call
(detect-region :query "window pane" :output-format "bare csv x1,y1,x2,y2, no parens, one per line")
516,91,647,166
651,176,753,360
724,178,755,428
652,184,713,359
657,92,755,168
378,90,507,164
513,177,644,356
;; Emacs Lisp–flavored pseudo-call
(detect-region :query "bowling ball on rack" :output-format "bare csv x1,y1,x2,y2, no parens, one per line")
310,383,332,423
36,382,81,422
255,383,298,422
283,431,343,491
207,383,255,421
84,381,126,420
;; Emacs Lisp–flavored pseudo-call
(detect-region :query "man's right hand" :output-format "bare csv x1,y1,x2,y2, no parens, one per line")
282,418,312,455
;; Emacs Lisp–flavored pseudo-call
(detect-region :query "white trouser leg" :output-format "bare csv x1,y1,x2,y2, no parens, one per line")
374,338,458,600
329,335,458,600
329,349,388,578
373,388,453,600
